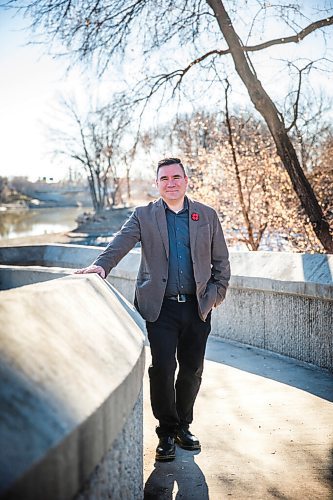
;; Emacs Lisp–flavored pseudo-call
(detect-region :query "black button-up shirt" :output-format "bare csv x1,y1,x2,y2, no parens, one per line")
164,198,196,296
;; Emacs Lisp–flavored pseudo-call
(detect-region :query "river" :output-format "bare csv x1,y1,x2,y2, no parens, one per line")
0,207,85,240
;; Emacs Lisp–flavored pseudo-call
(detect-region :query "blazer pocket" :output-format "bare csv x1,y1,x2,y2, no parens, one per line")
199,282,217,315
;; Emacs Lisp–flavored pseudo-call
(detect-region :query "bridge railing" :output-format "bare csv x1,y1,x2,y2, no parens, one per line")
109,248,333,371
1,243,332,370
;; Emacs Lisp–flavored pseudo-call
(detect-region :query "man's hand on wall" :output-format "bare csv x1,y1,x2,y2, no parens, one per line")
74,265,106,279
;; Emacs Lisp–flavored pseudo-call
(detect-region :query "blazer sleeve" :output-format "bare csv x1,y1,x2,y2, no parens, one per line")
211,211,231,304
92,210,141,276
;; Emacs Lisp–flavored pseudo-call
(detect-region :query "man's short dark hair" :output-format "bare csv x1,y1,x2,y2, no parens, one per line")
157,157,186,178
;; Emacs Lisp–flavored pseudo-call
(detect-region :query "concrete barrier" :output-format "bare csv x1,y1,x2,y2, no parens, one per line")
110,250,333,371
0,244,100,269
213,278,332,371
106,250,333,371
0,274,145,500
0,265,68,290
1,245,332,371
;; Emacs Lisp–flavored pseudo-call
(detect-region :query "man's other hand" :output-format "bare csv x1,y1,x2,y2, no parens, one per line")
74,265,106,279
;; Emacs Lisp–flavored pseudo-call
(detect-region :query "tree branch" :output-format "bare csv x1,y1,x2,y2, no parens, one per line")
131,12,333,102
158,14,333,71
285,61,315,133
242,15,333,52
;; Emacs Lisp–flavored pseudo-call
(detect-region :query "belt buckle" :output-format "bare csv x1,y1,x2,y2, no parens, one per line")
177,294,186,303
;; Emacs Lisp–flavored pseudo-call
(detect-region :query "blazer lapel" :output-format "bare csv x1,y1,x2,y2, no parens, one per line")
188,198,199,260
155,198,169,258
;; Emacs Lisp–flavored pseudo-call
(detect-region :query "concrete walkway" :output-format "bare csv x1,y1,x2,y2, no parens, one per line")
143,337,333,499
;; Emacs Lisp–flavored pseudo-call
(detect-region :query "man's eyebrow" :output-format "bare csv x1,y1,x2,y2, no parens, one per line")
159,174,183,180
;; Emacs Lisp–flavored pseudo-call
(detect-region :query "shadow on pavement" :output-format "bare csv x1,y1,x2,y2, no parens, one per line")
205,337,333,403
144,448,208,499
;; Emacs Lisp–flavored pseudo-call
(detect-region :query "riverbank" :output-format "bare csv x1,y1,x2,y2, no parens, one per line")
71,207,133,236
0,207,132,247
0,232,73,247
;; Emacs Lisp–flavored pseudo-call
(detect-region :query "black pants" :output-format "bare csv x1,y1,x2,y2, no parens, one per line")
146,298,211,437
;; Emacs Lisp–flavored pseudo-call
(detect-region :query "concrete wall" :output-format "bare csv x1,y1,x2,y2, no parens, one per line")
0,244,100,269
0,274,145,499
0,265,68,289
107,248,333,371
213,279,332,371
1,244,332,371
106,251,333,371
2,244,332,284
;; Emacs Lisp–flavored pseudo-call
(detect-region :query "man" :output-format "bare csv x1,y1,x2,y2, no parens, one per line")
75,158,230,461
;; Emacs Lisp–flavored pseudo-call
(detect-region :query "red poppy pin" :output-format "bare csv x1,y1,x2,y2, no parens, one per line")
191,212,200,221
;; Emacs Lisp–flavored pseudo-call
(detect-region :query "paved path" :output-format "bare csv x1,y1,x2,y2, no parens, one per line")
143,337,333,499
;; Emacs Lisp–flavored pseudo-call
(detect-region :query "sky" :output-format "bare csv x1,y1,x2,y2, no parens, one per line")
0,9,88,181
0,4,332,182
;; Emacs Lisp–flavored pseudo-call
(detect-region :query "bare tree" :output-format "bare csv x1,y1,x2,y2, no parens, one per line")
284,87,333,173
5,0,333,250
144,107,331,252
206,0,333,251
50,98,132,211
224,81,267,250
309,133,333,228
99,104,133,207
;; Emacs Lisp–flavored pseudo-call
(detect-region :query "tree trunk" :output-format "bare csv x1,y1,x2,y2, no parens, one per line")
96,173,103,213
225,84,258,250
207,0,333,252
87,174,98,212
126,167,131,201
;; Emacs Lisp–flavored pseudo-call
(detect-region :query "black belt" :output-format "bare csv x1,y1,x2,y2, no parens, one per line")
165,294,196,303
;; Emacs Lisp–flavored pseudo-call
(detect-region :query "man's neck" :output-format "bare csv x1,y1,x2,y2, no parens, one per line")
163,197,185,213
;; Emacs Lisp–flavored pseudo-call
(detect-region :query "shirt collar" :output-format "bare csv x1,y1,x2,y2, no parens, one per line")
162,196,189,214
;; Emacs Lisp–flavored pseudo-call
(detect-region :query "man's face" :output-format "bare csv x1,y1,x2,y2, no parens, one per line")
156,164,188,204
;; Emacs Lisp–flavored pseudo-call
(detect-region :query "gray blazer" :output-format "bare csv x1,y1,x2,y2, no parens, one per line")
94,197,230,322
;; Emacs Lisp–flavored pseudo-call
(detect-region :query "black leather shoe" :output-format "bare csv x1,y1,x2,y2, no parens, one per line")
155,436,176,461
175,427,201,450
